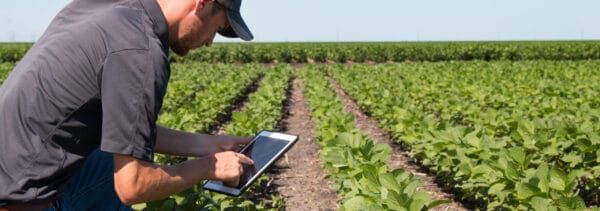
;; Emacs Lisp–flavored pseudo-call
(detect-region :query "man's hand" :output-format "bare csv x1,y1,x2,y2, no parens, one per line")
209,151,254,187
204,135,253,155
155,125,253,157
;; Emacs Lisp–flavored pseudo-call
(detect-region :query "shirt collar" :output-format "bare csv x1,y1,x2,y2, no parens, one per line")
138,0,169,52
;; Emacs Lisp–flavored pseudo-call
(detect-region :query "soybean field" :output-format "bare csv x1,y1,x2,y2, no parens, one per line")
1,41,600,211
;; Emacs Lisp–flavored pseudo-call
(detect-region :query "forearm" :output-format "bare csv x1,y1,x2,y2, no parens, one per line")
113,154,213,205
155,125,212,156
155,125,250,157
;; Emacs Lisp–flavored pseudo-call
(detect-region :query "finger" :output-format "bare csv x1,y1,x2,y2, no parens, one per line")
236,136,253,145
236,153,254,165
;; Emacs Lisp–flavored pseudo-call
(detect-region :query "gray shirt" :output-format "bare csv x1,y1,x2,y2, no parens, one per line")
0,0,170,204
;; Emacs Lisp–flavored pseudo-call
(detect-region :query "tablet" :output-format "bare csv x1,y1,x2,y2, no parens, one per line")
203,130,299,196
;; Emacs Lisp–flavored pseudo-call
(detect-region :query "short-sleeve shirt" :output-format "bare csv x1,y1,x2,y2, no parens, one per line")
0,0,170,204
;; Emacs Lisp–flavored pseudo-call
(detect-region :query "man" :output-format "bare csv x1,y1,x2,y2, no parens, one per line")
0,0,255,210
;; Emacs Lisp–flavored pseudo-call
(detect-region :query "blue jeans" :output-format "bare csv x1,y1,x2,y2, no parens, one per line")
45,149,131,211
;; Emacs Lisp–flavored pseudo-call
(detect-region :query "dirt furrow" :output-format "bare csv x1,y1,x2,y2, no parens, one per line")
271,78,340,210
328,77,468,211
211,75,263,135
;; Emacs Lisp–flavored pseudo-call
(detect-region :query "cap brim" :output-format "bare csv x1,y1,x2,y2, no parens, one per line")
218,10,253,41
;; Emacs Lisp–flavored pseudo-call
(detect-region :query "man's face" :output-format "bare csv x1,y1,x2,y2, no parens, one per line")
171,1,229,56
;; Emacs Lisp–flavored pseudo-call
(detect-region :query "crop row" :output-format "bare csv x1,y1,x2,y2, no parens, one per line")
329,61,600,210
160,63,232,114
172,41,600,63
299,65,447,210
3,41,600,63
223,64,293,136
157,64,262,133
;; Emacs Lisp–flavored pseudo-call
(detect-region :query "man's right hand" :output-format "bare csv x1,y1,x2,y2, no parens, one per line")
209,151,254,187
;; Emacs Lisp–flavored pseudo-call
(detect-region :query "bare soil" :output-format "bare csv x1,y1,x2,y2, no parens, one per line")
270,78,340,210
328,77,469,211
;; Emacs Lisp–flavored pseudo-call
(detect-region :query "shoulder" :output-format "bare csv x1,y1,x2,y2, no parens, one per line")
96,4,150,52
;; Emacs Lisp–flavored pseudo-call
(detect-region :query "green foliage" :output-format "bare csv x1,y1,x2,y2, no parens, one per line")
157,63,262,133
0,43,30,63
0,62,16,84
299,65,446,210
224,64,293,136
159,63,232,115
172,41,600,63
330,61,600,209
6,41,600,64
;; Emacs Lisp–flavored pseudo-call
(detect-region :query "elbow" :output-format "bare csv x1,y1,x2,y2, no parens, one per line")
114,178,143,205
113,154,147,205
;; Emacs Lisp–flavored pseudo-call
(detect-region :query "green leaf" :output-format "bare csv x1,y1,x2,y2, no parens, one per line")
379,172,401,191
327,151,348,168
463,129,482,148
516,182,540,199
173,195,185,204
535,164,549,193
560,153,583,168
336,133,361,149
548,168,567,191
402,179,422,196
408,191,430,211
342,196,371,210
542,145,560,156
382,189,405,210
557,196,586,210
426,200,452,210
358,175,380,194
132,203,147,211
508,147,527,168
530,196,551,211
488,183,506,196
517,119,535,144
504,160,521,182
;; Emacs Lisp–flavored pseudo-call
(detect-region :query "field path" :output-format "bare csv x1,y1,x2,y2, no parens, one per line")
270,78,340,210
328,77,469,211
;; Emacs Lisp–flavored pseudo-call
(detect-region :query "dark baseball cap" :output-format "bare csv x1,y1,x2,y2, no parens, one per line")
216,0,254,41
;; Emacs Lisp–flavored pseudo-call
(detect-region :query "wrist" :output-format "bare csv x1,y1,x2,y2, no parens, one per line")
177,156,215,182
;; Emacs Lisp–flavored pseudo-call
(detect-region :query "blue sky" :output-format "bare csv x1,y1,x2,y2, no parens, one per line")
2,0,600,42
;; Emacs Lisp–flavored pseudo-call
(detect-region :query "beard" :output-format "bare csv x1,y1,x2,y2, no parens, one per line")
171,41,190,56
170,23,198,56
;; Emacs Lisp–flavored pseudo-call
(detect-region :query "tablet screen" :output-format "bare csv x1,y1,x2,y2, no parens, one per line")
237,135,290,188
203,131,298,196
